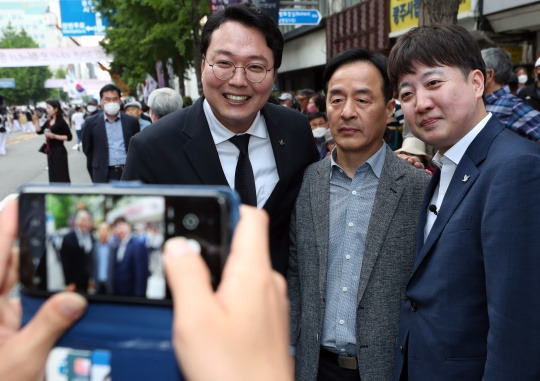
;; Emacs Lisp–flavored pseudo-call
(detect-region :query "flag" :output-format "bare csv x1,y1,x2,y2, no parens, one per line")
143,74,158,102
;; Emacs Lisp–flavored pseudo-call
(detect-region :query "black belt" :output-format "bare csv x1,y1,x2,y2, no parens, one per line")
320,347,358,370
108,165,124,171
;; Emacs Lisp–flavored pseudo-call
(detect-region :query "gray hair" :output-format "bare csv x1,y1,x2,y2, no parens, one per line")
147,88,183,119
481,47,513,85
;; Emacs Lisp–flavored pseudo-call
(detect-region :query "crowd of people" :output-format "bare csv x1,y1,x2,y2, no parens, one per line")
0,2,539,381
52,209,159,299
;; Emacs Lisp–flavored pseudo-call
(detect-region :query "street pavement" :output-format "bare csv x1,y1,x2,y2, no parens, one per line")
0,129,92,205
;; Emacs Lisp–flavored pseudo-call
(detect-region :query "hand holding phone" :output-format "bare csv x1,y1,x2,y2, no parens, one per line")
165,207,292,381
0,199,87,381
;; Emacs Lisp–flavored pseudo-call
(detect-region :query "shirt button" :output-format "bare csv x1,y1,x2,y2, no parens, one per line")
348,222,354,227
339,319,345,325
345,255,351,260
352,190,357,195
342,287,348,292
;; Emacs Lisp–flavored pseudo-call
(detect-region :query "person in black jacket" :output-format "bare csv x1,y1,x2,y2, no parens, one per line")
35,99,72,183
518,57,540,111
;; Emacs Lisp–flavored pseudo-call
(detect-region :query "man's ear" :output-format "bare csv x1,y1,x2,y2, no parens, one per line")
472,69,486,97
386,99,396,125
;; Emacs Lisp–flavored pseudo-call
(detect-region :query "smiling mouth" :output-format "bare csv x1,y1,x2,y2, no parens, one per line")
224,94,250,102
420,118,438,127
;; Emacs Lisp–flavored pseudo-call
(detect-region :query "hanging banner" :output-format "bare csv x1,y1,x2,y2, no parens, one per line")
0,46,112,68
389,0,472,37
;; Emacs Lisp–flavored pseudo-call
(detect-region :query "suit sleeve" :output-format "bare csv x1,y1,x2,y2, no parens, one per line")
482,152,540,379
133,241,149,297
287,204,301,348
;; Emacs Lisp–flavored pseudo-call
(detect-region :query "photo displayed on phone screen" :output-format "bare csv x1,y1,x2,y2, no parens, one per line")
19,192,227,302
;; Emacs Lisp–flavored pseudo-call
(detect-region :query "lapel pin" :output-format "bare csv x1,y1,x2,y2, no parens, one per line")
462,174,470,182
279,139,285,146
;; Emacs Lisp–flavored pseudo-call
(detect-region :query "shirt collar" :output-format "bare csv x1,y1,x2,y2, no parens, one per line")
485,85,510,103
433,113,492,167
203,99,267,143
103,112,121,123
330,142,386,179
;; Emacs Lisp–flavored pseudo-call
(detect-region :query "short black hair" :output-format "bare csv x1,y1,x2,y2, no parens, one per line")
323,48,393,102
388,24,486,92
99,84,122,100
201,3,284,69
307,111,328,122
112,216,128,227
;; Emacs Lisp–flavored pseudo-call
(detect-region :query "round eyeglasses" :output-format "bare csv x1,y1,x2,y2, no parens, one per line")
204,57,274,84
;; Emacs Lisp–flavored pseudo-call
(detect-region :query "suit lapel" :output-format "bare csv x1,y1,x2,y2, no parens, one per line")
357,148,406,304
311,160,331,299
412,116,504,273
182,98,228,185
261,105,292,210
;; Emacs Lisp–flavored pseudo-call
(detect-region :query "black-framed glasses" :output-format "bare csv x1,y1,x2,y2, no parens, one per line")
204,56,274,84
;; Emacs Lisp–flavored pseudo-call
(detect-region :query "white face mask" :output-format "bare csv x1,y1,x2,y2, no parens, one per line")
87,105,97,113
312,127,327,139
518,74,528,84
103,102,120,116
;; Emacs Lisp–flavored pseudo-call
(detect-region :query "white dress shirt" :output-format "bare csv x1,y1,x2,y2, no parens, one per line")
424,113,492,240
203,99,279,208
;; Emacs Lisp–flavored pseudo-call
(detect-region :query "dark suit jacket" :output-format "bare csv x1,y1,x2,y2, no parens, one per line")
112,237,149,297
394,116,540,380
81,112,140,183
59,231,93,291
122,97,319,275
289,147,430,381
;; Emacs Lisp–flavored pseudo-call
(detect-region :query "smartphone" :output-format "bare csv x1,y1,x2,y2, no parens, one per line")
18,183,239,380
18,183,240,302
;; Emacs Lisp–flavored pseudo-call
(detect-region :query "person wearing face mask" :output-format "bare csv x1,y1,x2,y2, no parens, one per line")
307,92,326,114
518,57,540,112
82,84,140,182
515,66,529,94
84,98,101,119
308,112,329,159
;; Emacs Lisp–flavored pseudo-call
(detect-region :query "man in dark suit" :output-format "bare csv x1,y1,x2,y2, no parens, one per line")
111,217,149,297
59,210,94,292
82,84,140,182
388,24,540,380
122,4,319,275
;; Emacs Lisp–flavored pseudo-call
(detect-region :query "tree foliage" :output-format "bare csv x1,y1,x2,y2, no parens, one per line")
96,0,209,97
0,25,53,105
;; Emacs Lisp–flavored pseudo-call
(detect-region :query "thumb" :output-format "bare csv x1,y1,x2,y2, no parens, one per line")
0,292,87,380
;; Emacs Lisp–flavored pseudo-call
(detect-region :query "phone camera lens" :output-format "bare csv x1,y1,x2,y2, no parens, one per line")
182,213,199,231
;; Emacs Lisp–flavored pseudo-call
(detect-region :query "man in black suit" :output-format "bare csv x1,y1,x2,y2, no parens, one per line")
122,4,319,275
82,84,140,182
59,209,94,292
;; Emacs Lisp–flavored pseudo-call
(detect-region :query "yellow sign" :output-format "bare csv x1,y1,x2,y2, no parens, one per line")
390,0,471,35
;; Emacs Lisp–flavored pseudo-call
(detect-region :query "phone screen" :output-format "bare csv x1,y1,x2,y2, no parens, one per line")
18,188,234,303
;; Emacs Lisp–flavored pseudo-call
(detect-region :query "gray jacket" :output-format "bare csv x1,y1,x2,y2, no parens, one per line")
288,146,429,381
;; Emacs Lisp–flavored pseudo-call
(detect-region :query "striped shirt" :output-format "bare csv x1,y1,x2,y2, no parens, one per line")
321,143,386,356
485,85,540,142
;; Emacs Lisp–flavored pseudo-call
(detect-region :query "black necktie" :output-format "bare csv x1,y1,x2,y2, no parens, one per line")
229,134,257,206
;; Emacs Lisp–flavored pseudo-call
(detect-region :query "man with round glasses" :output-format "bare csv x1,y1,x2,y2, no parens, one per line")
122,3,319,275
